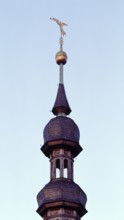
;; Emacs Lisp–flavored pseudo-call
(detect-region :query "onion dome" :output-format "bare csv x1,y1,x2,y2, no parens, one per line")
44,116,79,143
37,179,87,217
52,84,71,116
41,116,82,158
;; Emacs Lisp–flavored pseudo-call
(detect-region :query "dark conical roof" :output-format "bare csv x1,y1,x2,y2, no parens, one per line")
52,83,71,115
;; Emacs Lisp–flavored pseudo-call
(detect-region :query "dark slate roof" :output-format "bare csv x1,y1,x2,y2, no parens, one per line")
43,116,79,144
41,116,82,158
52,84,71,115
37,179,87,209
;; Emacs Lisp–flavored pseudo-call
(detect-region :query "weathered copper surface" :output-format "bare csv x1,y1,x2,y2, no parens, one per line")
52,84,71,115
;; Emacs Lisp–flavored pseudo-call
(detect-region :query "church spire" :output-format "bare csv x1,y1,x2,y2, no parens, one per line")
36,18,87,219
52,83,71,116
51,17,71,116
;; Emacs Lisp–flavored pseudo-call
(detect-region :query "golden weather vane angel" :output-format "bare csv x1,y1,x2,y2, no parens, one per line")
50,17,68,37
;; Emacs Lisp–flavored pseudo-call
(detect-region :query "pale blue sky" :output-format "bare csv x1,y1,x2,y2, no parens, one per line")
0,1,124,220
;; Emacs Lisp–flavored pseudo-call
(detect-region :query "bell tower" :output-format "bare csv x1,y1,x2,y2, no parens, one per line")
36,18,87,220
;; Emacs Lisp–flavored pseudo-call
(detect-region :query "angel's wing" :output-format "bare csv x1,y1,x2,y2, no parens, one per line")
50,17,60,23
50,17,68,26
61,22,68,26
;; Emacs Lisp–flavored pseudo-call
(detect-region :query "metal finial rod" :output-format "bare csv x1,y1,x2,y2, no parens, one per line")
60,36,64,51
59,64,63,84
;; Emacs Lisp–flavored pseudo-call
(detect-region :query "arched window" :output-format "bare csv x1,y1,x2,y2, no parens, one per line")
51,161,53,179
71,161,73,179
56,159,60,178
64,159,68,178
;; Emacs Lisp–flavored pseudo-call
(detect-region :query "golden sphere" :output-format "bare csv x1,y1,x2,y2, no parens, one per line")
55,51,68,65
